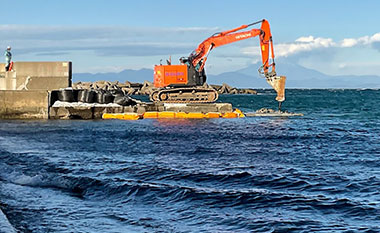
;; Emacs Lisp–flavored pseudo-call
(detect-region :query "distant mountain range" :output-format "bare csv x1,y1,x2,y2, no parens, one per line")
73,62,380,88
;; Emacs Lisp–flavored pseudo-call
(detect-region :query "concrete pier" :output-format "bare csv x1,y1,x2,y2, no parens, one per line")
163,103,232,114
49,101,233,120
0,90,50,119
0,62,71,91
0,62,72,119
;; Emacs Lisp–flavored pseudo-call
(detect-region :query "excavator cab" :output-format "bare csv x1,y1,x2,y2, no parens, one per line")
179,56,190,65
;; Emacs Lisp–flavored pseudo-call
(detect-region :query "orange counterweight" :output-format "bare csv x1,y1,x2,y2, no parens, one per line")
154,65,188,88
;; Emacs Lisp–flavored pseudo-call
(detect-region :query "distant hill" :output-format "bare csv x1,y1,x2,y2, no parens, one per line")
73,62,380,88
208,62,380,88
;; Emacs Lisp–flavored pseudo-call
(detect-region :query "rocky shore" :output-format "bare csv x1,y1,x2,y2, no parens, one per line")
72,81,257,96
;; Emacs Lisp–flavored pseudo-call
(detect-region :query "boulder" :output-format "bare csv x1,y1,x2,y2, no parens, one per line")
140,86,155,95
210,84,222,91
219,83,233,94
130,82,143,89
114,96,137,106
230,88,238,94
76,82,91,90
239,88,257,94
124,81,131,88
202,82,212,89
142,80,153,88
122,87,136,96
94,80,107,86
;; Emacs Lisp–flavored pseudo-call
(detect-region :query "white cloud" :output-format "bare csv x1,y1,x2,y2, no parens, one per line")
241,36,335,57
295,36,314,43
341,38,358,47
277,36,335,57
340,33,380,48
241,32,380,58
338,63,347,69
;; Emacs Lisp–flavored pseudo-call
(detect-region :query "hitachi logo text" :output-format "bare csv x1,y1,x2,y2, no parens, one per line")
235,33,252,39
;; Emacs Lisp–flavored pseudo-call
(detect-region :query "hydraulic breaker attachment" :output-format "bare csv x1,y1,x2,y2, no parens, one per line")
266,76,286,110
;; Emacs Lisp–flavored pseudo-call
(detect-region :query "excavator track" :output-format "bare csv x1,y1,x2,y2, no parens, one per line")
150,87,218,103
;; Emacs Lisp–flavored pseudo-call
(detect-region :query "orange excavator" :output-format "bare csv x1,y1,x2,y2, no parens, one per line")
151,19,286,109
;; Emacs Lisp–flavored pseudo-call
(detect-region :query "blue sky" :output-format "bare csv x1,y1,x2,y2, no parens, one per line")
1,0,380,76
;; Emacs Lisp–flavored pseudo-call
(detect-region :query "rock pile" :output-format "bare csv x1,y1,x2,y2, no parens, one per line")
73,80,154,96
209,83,257,95
72,81,257,95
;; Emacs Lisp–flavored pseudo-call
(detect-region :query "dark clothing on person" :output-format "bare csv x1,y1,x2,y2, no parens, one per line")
5,50,12,71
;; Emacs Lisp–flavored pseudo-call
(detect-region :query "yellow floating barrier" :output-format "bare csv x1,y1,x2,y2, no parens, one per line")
157,111,176,118
122,113,140,120
176,112,220,119
143,111,159,118
222,112,239,118
102,113,123,120
175,112,188,118
186,112,205,118
205,112,221,118
233,108,246,118
103,110,245,120
102,113,141,120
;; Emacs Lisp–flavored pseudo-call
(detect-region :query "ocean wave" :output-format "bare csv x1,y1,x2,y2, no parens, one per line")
6,168,376,223
1,91,380,231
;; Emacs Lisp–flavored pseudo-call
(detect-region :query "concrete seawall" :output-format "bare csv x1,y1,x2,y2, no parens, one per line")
0,90,50,119
0,62,72,91
0,61,71,119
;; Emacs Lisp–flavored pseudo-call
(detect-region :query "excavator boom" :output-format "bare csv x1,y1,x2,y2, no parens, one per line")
191,20,275,75
187,19,286,104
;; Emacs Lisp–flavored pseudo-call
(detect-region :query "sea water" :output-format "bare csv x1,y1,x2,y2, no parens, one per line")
0,89,379,232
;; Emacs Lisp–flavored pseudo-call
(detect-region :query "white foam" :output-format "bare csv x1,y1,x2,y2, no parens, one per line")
12,174,43,187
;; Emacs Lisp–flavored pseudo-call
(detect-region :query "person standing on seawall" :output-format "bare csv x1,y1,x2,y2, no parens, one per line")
4,46,12,71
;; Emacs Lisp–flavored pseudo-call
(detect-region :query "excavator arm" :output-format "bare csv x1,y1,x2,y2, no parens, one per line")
189,19,286,104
